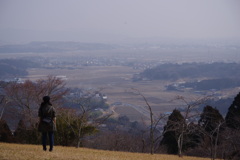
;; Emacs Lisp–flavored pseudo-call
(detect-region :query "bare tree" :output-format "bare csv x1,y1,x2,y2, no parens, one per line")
132,88,167,154
198,121,224,160
130,89,212,156
220,128,240,160
0,82,10,120
173,95,210,157
0,95,6,120
160,95,211,157
35,75,68,104
198,105,225,160
4,75,68,127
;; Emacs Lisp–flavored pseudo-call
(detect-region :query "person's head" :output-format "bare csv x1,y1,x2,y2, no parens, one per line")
43,96,50,103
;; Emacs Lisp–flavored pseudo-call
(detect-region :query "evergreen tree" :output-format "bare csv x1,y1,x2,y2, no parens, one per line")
55,113,75,146
198,105,224,159
55,109,98,147
225,92,240,130
199,105,224,133
0,119,14,142
14,119,40,144
161,109,185,154
14,119,28,143
184,122,203,149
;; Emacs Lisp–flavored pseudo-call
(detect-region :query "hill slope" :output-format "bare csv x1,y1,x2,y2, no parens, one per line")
0,143,215,160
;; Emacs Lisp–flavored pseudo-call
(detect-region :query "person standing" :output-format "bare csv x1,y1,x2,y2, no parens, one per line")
38,96,56,151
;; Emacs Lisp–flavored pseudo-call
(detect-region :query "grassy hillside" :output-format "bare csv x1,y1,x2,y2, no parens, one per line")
0,143,216,160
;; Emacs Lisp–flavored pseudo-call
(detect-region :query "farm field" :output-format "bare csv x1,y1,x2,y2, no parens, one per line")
2,50,238,121
25,65,194,121
24,63,238,121
0,142,216,160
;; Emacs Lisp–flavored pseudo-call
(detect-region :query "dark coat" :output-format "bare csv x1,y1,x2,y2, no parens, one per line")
38,103,56,132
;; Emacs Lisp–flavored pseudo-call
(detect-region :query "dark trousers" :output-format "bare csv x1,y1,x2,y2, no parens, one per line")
42,132,54,150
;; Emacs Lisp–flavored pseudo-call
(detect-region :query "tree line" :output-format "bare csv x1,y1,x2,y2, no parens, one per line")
0,59,40,79
0,76,240,159
135,62,240,81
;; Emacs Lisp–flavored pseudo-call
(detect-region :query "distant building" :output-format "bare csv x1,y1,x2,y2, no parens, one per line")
56,75,68,80
4,78,24,84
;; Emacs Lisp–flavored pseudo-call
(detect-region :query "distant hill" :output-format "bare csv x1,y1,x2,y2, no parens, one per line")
0,41,119,53
0,59,40,78
166,78,240,92
134,62,240,96
136,62,240,81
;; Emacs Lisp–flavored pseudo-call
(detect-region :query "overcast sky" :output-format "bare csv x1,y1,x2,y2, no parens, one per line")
0,0,240,43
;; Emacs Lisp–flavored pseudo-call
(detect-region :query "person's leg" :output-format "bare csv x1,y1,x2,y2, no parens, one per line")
42,132,47,151
48,131,54,151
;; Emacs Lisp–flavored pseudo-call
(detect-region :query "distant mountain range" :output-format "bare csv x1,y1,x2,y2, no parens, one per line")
1,39,240,54
0,41,119,53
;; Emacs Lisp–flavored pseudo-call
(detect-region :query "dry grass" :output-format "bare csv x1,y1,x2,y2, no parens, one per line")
0,143,216,160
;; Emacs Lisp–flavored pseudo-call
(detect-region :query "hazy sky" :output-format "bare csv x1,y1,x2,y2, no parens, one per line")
1,0,240,43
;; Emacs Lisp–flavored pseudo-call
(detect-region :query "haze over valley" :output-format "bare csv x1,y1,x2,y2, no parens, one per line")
1,41,240,121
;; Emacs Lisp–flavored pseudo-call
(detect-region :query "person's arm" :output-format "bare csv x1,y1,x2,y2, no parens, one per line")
38,106,42,122
53,117,56,124
52,106,56,124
